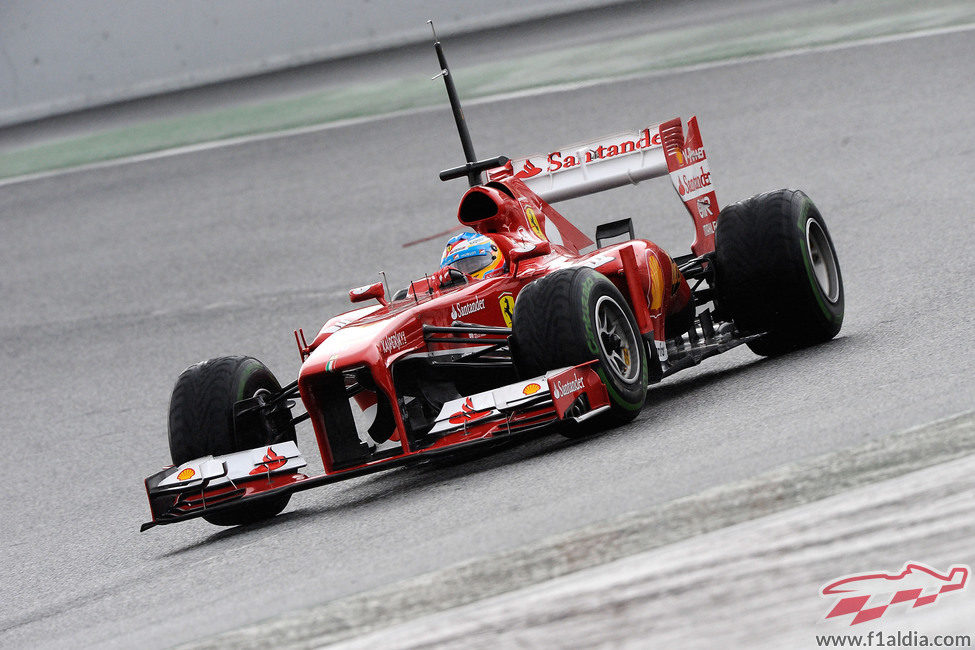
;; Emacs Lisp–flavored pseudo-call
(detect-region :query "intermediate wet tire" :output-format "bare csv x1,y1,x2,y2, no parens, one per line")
168,356,294,526
715,189,844,356
513,267,648,432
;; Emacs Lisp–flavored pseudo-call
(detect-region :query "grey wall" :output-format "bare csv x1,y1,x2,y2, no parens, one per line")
0,0,621,127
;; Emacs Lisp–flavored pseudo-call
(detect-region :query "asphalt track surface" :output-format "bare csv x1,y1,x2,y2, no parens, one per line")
2,20,974,650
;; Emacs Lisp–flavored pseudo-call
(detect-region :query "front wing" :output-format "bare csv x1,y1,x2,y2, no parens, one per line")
141,362,609,531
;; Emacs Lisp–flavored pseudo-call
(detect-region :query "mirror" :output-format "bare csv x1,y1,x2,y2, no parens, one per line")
349,281,388,306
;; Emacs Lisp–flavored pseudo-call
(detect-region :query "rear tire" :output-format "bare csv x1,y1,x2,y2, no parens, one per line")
168,356,295,526
715,189,843,356
513,267,647,433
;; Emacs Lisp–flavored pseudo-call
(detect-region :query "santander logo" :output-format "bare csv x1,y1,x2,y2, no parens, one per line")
511,127,662,178
515,159,543,179
552,375,586,399
249,447,287,475
451,297,485,321
447,397,492,425
676,164,711,197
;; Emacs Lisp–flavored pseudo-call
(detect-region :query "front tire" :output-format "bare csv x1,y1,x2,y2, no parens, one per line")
168,356,295,526
715,189,844,356
513,267,648,432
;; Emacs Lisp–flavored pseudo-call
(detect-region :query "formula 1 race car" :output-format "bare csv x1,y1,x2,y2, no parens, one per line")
141,29,844,531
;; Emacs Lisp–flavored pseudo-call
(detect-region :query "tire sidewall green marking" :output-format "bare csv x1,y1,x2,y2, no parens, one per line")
595,366,644,411
580,274,600,356
236,359,262,401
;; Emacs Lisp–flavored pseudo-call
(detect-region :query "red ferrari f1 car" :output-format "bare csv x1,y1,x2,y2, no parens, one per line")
141,30,843,531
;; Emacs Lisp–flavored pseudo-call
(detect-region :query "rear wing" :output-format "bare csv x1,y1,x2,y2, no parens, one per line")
489,117,718,256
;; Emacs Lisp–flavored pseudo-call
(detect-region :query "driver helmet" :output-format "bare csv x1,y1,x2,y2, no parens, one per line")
440,232,506,280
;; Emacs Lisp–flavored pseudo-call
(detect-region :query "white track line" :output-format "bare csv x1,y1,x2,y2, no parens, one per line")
2,22,973,189
186,411,975,649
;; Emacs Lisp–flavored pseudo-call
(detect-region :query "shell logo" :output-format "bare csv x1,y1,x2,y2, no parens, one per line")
523,383,541,396
177,468,196,481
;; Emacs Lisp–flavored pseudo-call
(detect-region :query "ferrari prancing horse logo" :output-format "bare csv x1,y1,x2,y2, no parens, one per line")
499,293,515,327
525,207,546,240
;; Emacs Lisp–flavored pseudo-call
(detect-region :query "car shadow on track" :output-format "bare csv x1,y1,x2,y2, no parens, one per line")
648,334,855,402
158,432,604,555
161,337,855,552
157,435,578,554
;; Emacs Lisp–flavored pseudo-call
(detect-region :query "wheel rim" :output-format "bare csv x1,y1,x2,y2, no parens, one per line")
805,218,840,303
594,295,640,382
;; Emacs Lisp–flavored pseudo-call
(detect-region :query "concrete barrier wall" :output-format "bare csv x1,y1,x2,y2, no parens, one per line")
0,0,622,127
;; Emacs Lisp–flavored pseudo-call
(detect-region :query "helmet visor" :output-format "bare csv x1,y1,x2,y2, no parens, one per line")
451,251,495,277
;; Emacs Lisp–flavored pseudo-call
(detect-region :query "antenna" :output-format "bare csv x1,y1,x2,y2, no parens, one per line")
429,21,478,186
429,20,509,187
